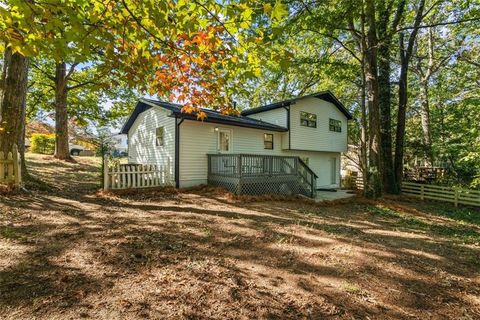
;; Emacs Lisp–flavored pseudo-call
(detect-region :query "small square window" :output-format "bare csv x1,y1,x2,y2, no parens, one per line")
300,111,317,128
156,127,164,146
264,133,273,149
329,119,342,132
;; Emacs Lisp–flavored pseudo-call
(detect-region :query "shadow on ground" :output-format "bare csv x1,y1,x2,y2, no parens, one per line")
0,154,479,319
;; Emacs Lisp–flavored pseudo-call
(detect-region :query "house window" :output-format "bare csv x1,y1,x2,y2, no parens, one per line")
156,127,164,146
329,119,342,132
300,111,317,128
218,129,231,152
264,133,273,149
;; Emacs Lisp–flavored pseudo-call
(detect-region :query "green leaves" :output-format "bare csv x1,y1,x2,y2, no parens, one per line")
271,1,288,21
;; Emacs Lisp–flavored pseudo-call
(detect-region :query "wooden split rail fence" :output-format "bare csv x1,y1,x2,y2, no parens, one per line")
0,145,21,187
103,158,173,190
402,182,480,207
354,178,479,207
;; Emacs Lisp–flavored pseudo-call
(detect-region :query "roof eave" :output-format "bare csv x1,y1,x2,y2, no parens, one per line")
174,113,288,132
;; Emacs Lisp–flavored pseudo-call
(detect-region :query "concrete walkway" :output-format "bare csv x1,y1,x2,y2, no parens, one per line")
315,189,356,202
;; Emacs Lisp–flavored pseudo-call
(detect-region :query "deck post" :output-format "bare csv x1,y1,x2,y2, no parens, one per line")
269,156,273,176
237,154,242,195
311,174,314,198
207,154,211,176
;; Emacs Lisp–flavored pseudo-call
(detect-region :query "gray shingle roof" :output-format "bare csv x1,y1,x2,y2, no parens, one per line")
241,90,353,120
120,99,288,134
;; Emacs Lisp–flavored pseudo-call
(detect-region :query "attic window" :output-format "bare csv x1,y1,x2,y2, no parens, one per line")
329,119,342,132
300,112,317,128
264,134,273,149
156,126,164,146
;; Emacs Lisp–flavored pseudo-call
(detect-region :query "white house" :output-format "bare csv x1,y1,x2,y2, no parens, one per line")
111,133,128,154
121,91,353,197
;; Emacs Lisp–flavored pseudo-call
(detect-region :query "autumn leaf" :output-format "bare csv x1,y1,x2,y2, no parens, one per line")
197,111,207,121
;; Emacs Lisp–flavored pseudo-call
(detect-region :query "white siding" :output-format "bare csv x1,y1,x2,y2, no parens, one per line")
128,107,175,180
178,120,285,187
246,107,288,127
178,119,340,188
289,97,348,152
244,107,290,149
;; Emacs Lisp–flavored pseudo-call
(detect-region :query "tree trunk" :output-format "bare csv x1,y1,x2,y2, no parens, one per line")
348,12,369,194
54,62,71,160
360,67,368,192
0,47,29,156
18,81,29,180
376,0,405,195
377,46,396,193
418,28,435,167
393,0,426,192
394,47,409,188
358,24,369,196
363,0,383,198
419,81,433,166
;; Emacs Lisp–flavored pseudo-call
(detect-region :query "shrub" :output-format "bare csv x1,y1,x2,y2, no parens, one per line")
30,133,55,154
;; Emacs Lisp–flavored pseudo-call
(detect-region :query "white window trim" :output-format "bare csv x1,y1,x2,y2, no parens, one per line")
264,133,274,150
156,126,165,147
217,128,233,153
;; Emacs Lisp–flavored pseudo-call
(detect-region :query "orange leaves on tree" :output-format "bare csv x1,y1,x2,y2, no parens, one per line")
101,6,238,120
146,26,233,119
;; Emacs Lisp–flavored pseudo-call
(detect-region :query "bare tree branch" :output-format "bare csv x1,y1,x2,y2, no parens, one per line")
65,62,80,81
396,17,480,32
297,28,362,63
31,62,55,81
67,81,98,91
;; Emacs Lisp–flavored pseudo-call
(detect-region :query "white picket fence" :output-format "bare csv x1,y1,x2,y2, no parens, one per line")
103,158,173,190
0,145,21,187
402,182,480,207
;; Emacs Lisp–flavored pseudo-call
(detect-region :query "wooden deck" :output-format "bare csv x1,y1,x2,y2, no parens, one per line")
207,154,318,198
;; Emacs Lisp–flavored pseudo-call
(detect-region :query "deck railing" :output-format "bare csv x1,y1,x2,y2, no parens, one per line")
207,154,317,198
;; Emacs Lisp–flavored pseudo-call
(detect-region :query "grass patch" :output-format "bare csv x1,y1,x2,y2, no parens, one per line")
423,205,480,226
0,225,29,242
367,205,480,244
342,282,367,296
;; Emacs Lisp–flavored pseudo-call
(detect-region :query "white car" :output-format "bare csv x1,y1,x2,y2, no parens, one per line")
69,143,85,156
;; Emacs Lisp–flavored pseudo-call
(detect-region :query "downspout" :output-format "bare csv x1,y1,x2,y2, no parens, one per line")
283,104,291,150
174,116,184,188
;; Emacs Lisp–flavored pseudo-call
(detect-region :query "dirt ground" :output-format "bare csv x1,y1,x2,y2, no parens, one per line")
1,154,479,319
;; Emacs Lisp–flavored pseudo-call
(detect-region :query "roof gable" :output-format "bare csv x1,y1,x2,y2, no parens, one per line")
240,91,353,120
